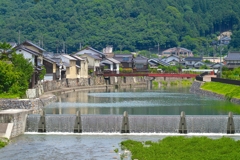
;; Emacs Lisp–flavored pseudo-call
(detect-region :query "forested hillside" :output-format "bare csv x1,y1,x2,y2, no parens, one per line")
0,0,239,54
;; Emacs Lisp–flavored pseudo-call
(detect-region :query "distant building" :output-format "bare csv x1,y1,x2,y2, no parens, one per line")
224,52,240,69
162,47,193,57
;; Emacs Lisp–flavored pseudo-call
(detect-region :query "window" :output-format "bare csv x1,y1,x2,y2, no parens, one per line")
123,57,129,62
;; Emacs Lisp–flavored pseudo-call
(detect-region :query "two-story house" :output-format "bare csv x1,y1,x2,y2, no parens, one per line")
80,53,102,75
133,55,148,72
71,55,88,78
224,52,240,69
74,46,105,59
100,57,120,74
183,57,203,68
14,41,45,88
61,54,78,79
113,54,134,71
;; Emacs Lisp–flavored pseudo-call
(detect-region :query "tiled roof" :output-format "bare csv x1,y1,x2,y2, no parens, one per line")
23,40,45,52
225,52,240,61
71,55,85,61
107,58,120,64
84,53,101,60
184,57,202,61
15,45,40,56
62,54,77,60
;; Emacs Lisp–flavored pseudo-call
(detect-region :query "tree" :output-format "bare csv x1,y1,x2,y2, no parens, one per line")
0,43,34,97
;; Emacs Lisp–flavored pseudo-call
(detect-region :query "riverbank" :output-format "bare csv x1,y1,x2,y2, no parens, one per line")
190,81,240,105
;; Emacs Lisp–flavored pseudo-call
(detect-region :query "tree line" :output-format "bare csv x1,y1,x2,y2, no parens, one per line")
0,0,240,55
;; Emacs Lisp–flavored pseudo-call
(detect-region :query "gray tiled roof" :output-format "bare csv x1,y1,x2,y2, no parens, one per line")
23,40,45,52
225,52,240,61
15,45,40,56
184,57,202,61
85,53,101,60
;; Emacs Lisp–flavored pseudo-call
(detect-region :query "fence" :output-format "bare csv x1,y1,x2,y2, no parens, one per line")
211,78,240,86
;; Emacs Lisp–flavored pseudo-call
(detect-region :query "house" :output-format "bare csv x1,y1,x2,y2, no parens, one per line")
193,61,206,69
80,53,102,75
224,52,240,69
133,55,148,72
210,63,224,69
183,57,203,68
60,54,78,79
148,58,170,68
113,54,134,70
14,41,45,88
219,36,231,45
100,58,120,74
42,54,58,81
21,40,45,64
203,57,221,63
71,55,88,78
162,47,193,57
74,46,105,59
161,55,181,66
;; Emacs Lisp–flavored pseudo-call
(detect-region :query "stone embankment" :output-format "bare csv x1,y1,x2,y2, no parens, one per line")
0,76,147,113
190,81,240,104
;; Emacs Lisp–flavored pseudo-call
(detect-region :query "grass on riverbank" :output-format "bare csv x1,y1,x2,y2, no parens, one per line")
0,138,9,149
0,93,19,99
120,136,240,160
201,82,240,99
153,79,194,88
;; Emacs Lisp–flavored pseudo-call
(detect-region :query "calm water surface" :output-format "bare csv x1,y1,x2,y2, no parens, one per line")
44,87,240,115
1,86,240,160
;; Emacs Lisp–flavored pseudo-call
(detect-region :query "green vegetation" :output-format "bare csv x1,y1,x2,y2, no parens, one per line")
0,42,34,98
0,0,239,54
120,136,240,160
0,138,8,149
201,82,240,99
222,67,240,80
152,81,159,88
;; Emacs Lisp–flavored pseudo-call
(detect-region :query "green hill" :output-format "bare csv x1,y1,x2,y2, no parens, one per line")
0,0,239,53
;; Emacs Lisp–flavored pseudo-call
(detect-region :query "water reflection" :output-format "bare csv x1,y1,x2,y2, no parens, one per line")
44,87,240,115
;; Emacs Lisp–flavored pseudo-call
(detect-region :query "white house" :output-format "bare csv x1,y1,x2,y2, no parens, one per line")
100,58,120,74
71,55,89,78
74,46,105,59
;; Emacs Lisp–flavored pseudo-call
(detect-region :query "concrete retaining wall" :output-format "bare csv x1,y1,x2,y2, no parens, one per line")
0,109,33,139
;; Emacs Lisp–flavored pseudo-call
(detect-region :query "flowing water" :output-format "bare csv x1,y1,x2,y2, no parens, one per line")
1,86,240,160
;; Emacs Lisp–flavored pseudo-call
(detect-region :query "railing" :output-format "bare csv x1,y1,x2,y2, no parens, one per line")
103,73,198,78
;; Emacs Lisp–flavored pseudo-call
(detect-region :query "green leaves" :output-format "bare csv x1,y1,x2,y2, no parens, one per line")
121,136,240,160
0,52,34,98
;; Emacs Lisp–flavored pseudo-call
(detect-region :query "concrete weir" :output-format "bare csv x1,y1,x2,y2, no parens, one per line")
0,109,32,139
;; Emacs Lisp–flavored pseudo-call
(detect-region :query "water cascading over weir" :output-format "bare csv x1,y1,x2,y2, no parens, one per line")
25,111,239,134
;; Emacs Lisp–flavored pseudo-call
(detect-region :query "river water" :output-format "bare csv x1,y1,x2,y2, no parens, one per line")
1,86,240,160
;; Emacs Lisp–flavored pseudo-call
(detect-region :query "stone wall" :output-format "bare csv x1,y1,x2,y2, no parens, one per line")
189,81,240,104
0,95,57,114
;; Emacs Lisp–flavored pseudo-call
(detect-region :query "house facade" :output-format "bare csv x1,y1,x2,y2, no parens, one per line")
74,46,105,59
42,56,57,81
71,55,88,78
80,53,101,75
113,54,134,70
61,54,78,79
133,55,148,72
224,52,240,69
183,57,203,68
100,58,120,74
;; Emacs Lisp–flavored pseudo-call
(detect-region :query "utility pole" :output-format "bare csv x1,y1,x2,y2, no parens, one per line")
219,45,224,78
18,30,21,44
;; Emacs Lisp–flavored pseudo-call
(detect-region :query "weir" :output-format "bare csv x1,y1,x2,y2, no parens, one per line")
24,111,240,134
